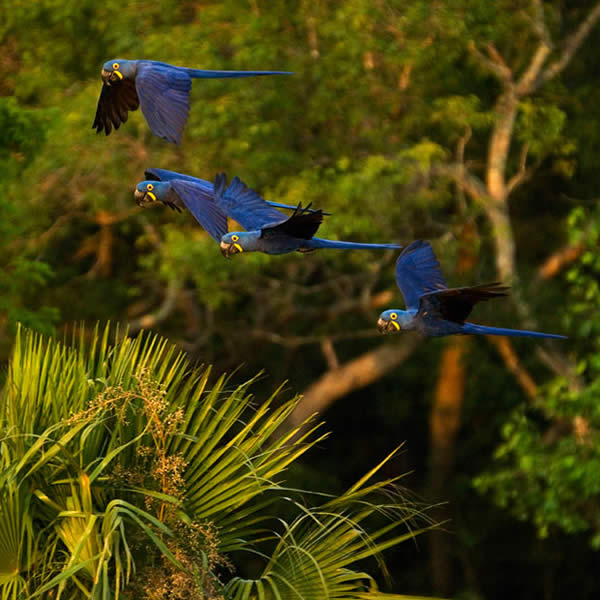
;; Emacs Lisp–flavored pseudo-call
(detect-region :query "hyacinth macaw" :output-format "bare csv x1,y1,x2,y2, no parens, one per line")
133,173,402,256
214,174,402,257
377,240,567,339
140,168,327,214
93,59,292,144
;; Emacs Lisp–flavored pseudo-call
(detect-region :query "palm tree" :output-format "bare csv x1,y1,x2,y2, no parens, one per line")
0,325,437,599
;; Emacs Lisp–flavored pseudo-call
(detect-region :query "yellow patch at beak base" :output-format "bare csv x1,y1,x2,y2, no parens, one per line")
391,321,401,331
147,192,156,202
233,243,243,253
114,70,123,80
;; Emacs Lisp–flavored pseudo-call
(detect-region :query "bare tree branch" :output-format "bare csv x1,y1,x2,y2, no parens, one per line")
468,41,513,83
284,334,421,432
487,336,538,401
530,0,552,45
516,42,552,95
506,142,542,194
321,338,340,370
535,241,585,281
430,163,488,203
536,2,600,89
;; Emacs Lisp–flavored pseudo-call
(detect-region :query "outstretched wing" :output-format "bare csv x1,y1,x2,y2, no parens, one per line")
261,203,323,240
170,180,228,243
213,173,289,231
92,79,139,135
395,240,448,311
420,283,510,323
144,168,213,191
135,63,191,144
148,168,329,215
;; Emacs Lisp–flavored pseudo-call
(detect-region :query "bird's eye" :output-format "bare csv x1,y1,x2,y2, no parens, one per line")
147,183,154,191
113,62,120,70
231,235,239,242
390,313,398,320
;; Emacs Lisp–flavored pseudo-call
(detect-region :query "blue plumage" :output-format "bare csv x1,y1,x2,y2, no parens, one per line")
134,172,402,258
93,59,292,144
377,240,567,339
134,180,227,243
142,168,324,214
214,174,403,258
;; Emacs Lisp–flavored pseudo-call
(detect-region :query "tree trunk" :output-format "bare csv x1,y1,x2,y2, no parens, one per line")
429,335,470,595
485,91,518,284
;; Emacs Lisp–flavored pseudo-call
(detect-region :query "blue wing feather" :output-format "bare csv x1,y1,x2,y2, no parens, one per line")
145,168,328,215
395,240,448,311
213,173,288,231
145,168,213,191
170,180,228,243
136,64,191,144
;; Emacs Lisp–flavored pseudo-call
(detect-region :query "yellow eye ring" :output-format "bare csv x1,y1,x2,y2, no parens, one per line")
113,62,120,70
231,235,239,242
390,312,398,320
147,183,154,191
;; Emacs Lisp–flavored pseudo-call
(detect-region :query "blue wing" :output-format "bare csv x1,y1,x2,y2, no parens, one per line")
135,63,191,144
145,168,329,215
213,173,289,231
170,180,228,243
395,240,448,311
145,168,212,191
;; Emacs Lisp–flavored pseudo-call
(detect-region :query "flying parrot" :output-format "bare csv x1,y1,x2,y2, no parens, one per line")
214,174,402,257
133,173,402,256
377,240,567,339
93,59,292,144
138,168,327,214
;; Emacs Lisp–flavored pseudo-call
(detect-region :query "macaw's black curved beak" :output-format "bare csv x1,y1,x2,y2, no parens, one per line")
220,241,233,259
101,69,123,85
377,318,391,334
133,189,152,206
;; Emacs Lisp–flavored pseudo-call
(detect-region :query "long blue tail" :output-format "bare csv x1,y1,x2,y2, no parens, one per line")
463,323,567,339
307,238,403,250
186,69,293,78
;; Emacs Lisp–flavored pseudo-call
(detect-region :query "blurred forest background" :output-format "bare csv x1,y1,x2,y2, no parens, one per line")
2,0,600,598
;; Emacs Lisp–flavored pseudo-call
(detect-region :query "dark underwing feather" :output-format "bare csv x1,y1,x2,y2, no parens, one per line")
395,240,448,311
214,173,290,231
92,80,139,135
420,282,510,323
261,203,323,239
136,65,191,144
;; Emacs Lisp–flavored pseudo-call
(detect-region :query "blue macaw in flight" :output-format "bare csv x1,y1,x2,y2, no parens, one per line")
93,59,292,144
214,174,402,257
377,240,567,339
133,173,402,257
139,168,327,215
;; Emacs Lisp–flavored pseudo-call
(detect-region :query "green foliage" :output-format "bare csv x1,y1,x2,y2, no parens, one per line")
0,326,435,598
474,205,600,548
2,1,600,597
0,97,51,179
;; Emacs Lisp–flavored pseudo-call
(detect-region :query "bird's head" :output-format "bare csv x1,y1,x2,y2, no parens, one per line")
377,310,411,334
134,181,169,206
220,232,252,259
101,59,135,85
